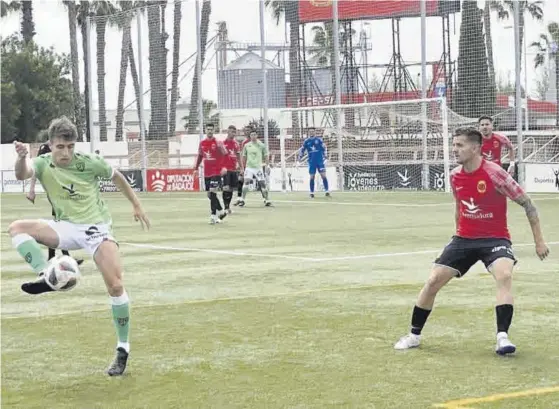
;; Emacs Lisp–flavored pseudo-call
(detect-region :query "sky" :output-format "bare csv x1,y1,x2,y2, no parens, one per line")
1,0,558,111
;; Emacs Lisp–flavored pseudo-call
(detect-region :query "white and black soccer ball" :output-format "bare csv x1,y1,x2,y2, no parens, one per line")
44,255,81,291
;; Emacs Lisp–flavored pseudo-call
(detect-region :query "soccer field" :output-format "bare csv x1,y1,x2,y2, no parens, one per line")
1,191,558,409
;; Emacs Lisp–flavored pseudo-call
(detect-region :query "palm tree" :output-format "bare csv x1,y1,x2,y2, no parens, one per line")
63,0,83,140
114,1,135,142
1,1,35,44
92,1,117,142
531,22,559,125
182,99,219,130
77,1,92,142
168,0,182,138
1,1,20,17
187,0,211,134
20,0,34,44
265,0,301,136
491,1,543,63
147,1,168,139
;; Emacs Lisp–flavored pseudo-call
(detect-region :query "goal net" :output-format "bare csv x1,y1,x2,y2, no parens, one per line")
273,97,457,193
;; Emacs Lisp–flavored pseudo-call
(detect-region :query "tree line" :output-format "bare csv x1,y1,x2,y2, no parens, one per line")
1,0,558,144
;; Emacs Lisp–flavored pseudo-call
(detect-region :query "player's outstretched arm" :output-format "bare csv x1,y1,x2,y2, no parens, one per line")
112,170,151,230
490,165,549,260
512,193,549,260
13,142,34,180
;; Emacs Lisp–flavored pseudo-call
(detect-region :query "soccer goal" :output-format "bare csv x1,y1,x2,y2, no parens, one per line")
273,97,454,193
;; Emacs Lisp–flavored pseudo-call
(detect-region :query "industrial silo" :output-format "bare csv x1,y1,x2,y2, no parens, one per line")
218,52,286,109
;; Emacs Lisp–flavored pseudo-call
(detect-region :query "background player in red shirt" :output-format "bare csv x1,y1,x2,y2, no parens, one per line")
479,116,516,176
395,127,549,355
194,123,228,224
222,125,242,213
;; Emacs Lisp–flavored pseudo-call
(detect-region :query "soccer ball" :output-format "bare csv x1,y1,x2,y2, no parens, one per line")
44,255,81,291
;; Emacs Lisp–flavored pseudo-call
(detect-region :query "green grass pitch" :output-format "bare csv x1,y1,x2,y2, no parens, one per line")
1,191,558,409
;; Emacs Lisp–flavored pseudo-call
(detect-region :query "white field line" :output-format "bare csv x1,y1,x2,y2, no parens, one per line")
120,242,320,261
121,241,559,262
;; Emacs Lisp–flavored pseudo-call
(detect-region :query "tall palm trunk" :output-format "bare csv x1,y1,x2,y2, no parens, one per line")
115,20,131,142
128,42,142,126
287,0,301,137
169,0,181,137
159,1,168,135
96,19,108,141
80,13,91,142
147,4,167,139
187,0,211,134
20,0,35,44
483,2,497,113
67,1,83,140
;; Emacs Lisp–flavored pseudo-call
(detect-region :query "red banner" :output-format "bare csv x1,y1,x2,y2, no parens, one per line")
299,0,448,23
146,169,199,192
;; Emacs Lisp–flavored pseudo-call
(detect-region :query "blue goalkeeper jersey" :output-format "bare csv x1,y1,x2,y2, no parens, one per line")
299,137,326,164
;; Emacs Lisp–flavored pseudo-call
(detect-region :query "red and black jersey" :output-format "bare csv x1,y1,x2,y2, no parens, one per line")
222,138,240,171
481,133,513,165
198,137,226,177
451,159,525,240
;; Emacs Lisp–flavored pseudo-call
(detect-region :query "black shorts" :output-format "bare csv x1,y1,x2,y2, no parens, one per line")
222,171,238,188
434,236,517,277
204,176,222,191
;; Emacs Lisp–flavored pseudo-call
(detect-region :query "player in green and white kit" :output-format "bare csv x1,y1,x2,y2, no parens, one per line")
239,130,272,207
9,116,150,377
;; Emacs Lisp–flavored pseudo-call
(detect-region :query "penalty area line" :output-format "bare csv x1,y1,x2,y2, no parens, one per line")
433,385,559,409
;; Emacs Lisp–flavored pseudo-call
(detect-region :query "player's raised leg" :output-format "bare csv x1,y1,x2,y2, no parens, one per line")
94,240,131,376
394,264,457,350
8,219,60,294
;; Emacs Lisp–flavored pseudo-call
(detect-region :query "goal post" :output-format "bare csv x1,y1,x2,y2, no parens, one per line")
274,97,452,194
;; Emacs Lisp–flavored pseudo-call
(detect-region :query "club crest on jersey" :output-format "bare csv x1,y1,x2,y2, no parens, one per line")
477,180,487,194
76,162,85,172
493,140,500,148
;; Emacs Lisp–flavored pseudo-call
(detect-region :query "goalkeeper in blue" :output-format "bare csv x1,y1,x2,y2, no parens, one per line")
297,127,330,198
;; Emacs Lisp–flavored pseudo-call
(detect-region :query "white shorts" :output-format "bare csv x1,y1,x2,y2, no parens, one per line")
45,220,116,255
244,167,265,182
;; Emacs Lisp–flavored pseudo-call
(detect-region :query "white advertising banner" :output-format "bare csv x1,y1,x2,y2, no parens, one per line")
269,166,338,192
2,171,45,193
525,163,559,193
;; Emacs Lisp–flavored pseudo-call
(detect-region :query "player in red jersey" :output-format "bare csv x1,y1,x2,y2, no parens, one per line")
479,116,515,175
222,125,242,213
395,127,549,355
194,123,228,224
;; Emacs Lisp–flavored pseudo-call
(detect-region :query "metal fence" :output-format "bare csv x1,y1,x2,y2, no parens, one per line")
82,0,559,188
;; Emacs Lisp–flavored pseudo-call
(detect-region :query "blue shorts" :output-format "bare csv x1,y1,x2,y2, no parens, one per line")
308,161,326,175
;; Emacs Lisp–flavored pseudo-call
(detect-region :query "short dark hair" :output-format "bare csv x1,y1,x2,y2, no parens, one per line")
454,127,482,145
48,116,78,141
478,115,493,123
205,123,214,128
228,125,236,130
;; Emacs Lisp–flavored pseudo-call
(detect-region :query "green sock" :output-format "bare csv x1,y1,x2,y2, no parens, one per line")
111,296,130,347
242,185,249,199
13,234,49,274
